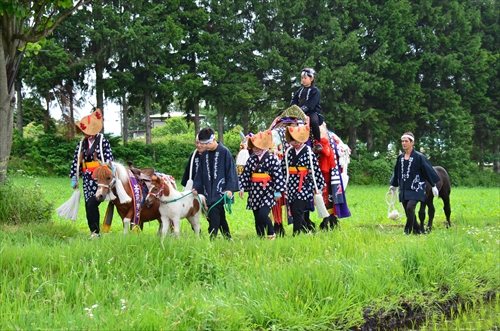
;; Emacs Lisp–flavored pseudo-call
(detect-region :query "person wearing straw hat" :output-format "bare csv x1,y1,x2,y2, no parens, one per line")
290,68,324,153
238,130,286,239
69,109,114,239
181,134,206,191
192,127,239,239
283,124,326,235
389,132,440,235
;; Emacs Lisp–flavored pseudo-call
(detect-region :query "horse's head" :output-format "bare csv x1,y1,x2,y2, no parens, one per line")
145,175,164,207
93,163,114,202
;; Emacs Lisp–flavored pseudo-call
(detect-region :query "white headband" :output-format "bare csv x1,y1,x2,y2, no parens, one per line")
200,134,215,144
401,134,414,142
301,70,314,78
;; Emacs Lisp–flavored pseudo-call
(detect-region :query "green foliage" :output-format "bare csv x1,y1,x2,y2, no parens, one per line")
348,155,393,186
9,132,77,177
22,122,45,139
151,117,190,137
0,179,53,225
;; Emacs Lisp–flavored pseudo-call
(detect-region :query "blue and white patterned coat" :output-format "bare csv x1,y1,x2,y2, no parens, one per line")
69,134,113,202
390,149,440,202
282,146,325,203
239,151,286,210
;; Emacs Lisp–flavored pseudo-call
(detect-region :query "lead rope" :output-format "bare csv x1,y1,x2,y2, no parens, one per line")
200,192,233,219
76,139,83,183
308,147,319,193
162,191,233,218
386,189,403,220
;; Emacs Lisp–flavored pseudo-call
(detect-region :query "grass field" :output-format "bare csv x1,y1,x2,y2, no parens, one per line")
1,175,499,330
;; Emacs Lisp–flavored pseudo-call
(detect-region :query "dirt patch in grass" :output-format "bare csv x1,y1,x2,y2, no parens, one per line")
351,288,498,331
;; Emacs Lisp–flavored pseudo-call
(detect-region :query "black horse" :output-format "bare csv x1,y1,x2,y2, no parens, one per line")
418,166,451,231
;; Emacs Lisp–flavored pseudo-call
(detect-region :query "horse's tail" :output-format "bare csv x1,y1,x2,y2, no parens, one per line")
198,194,209,215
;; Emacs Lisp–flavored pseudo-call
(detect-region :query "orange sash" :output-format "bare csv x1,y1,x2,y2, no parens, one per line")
251,173,272,189
288,166,308,191
82,161,100,173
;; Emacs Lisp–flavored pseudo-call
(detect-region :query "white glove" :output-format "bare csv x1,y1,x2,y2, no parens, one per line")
432,186,439,197
389,186,397,192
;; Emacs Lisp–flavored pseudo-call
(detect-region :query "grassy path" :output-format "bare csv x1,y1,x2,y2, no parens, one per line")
1,175,499,330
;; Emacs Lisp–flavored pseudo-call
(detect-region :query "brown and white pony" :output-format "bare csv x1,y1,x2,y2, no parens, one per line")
146,174,207,240
93,161,166,235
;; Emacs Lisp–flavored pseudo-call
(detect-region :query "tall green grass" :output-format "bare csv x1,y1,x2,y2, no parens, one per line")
1,175,499,330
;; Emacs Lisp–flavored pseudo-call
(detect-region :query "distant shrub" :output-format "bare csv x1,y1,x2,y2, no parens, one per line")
0,180,53,225
8,131,498,187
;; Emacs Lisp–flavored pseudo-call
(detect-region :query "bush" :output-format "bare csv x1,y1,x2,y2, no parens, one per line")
0,179,53,225
370,158,394,185
454,163,500,187
347,156,392,185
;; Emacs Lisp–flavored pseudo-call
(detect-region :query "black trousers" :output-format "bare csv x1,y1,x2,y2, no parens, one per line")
403,199,422,234
290,199,309,235
85,196,102,234
253,206,274,237
207,201,231,239
307,111,321,143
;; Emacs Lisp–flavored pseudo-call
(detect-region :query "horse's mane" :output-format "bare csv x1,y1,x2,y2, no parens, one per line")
112,161,130,184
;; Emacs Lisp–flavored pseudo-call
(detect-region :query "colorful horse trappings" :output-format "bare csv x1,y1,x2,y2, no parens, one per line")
264,106,352,228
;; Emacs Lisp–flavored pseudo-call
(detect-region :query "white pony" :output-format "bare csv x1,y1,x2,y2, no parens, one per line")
146,174,207,243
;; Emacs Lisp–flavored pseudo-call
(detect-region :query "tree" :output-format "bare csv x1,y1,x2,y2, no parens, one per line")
0,0,91,184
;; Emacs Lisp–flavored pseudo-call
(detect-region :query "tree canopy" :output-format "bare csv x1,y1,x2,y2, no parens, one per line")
3,0,499,184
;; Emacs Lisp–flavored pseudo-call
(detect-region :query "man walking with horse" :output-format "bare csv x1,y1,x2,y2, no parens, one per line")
192,128,239,239
390,132,440,235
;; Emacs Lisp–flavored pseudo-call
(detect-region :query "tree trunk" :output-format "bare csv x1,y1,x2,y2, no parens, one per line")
0,41,15,184
494,142,499,174
16,80,22,136
366,128,373,152
243,107,249,134
217,107,224,144
44,93,51,132
193,97,200,137
145,91,151,145
69,90,75,140
95,63,104,130
122,94,128,144
348,124,357,157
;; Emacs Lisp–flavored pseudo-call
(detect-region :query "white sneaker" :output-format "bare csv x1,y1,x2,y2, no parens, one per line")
89,233,100,239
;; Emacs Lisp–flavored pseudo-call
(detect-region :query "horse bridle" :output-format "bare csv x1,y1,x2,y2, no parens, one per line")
96,164,117,193
147,180,164,200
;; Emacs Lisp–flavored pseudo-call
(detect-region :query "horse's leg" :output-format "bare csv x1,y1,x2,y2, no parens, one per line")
330,214,339,229
441,193,452,228
160,215,169,238
426,196,436,232
123,217,131,235
418,201,427,232
156,219,162,236
319,217,329,231
172,218,181,237
187,214,201,236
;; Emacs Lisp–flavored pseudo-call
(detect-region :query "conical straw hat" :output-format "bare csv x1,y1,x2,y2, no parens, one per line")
75,108,103,135
285,124,310,143
247,130,273,150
